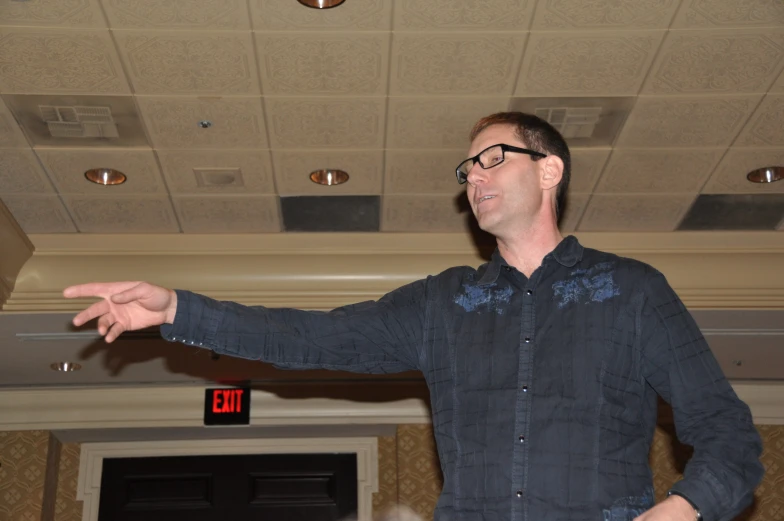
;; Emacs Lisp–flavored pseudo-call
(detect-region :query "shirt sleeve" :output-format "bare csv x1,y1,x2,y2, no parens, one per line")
639,270,764,521
159,278,428,374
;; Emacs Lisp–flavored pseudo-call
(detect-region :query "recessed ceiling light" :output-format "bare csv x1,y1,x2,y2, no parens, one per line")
747,166,783,184
297,0,346,8
84,168,127,185
50,362,82,372
310,169,349,186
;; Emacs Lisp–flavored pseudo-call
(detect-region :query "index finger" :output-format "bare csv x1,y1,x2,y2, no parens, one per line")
63,282,130,299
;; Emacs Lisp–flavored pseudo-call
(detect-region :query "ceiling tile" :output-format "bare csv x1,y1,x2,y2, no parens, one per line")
173,196,280,233
2,94,149,148
594,149,723,194
0,195,76,233
273,150,383,195
0,97,28,148
256,33,389,96
671,0,784,28
773,69,784,93
113,31,260,95
281,195,379,232
616,95,761,148
101,0,250,29
250,0,391,31
157,150,275,195
0,0,106,28
642,29,784,95
382,194,466,232
265,97,385,149
514,31,664,96
678,194,784,230
62,195,180,233
734,94,784,147
702,148,784,194
532,0,679,30
0,28,130,94
384,150,466,195
0,149,54,195
381,195,473,233
386,97,508,149
35,148,166,195
578,194,695,231
569,148,611,193
390,33,526,95
393,0,534,30
137,96,268,149
559,193,589,233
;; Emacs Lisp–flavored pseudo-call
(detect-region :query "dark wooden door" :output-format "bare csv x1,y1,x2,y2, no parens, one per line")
98,453,358,521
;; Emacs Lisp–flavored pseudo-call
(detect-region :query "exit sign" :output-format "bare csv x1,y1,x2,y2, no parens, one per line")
204,387,250,426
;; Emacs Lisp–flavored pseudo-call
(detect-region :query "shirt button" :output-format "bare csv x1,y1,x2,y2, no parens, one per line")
504,266,512,272
526,289,533,295
516,490,523,498
522,385,528,392
524,337,531,343
519,435,525,442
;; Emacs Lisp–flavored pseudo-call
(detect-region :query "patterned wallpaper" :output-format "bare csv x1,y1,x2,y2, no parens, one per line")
0,430,48,521
1,425,782,521
55,443,82,521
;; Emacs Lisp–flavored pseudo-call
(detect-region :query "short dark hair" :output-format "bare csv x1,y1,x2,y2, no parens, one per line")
469,112,571,222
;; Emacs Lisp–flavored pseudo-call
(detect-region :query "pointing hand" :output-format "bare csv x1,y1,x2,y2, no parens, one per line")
63,281,178,343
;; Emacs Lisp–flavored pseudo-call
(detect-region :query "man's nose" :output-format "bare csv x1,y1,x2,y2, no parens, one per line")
466,163,486,186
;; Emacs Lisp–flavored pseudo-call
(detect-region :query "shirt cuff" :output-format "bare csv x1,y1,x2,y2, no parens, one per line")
668,479,716,521
159,289,219,350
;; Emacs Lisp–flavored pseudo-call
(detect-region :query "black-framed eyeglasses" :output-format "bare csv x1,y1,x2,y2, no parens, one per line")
455,144,547,184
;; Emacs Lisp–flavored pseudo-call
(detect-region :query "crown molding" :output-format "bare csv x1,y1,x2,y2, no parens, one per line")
3,231,783,311
0,201,34,309
0,381,780,432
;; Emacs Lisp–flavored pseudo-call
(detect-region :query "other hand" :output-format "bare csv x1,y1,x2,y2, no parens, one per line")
63,281,178,343
634,495,697,521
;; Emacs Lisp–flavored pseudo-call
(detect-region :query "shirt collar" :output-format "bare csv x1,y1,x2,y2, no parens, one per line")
476,235,584,286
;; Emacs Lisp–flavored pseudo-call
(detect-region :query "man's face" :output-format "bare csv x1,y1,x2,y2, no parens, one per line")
465,124,544,236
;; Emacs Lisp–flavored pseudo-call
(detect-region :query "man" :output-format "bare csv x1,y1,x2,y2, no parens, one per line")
65,112,763,521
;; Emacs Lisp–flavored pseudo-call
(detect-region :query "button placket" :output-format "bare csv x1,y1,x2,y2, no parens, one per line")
514,277,538,520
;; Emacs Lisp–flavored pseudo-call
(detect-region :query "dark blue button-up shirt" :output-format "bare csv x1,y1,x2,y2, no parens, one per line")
161,236,763,521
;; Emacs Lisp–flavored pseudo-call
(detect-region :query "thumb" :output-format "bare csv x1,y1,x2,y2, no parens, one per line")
110,283,149,305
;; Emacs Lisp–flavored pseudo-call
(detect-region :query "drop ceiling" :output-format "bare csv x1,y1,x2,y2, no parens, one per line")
0,0,782,234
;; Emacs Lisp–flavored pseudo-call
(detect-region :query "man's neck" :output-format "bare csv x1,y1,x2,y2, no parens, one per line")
496,220,564,278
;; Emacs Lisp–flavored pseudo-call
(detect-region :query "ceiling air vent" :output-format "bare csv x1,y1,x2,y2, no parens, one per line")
39,105,119,138
193,167,245,188
534,107,602,139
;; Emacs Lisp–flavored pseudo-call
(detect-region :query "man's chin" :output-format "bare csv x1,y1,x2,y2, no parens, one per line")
475,216,500,236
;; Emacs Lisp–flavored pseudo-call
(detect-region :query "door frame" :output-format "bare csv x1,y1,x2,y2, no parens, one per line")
77,437,378,521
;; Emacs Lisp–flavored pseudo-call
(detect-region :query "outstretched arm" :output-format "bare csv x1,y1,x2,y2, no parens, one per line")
64,278,427,374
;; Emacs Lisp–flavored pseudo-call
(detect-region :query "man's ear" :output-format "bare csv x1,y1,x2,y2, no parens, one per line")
540,155,564,191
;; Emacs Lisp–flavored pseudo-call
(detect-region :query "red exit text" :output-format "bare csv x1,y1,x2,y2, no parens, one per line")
212,389,245,413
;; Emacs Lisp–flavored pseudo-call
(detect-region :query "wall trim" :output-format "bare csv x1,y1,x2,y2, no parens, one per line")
0,382,781,431
4,231,784,311
0,385,432,431
77,437,379,521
